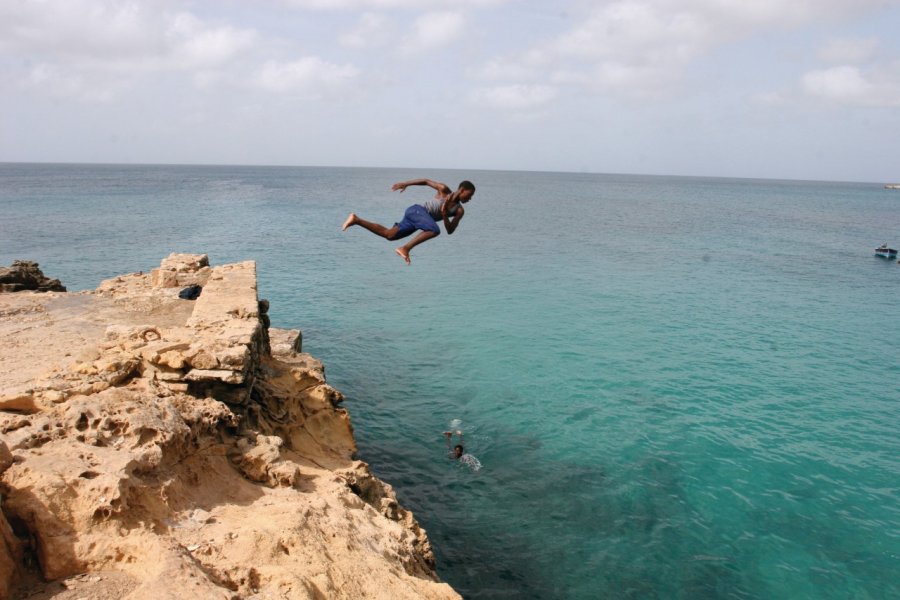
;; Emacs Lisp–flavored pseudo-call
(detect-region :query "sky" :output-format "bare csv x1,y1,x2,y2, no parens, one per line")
1,0,899,182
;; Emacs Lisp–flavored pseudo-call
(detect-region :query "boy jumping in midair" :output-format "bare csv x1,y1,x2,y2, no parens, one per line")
342,178,475,265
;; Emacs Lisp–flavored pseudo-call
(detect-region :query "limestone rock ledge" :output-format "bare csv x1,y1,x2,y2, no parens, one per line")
0,254,459,600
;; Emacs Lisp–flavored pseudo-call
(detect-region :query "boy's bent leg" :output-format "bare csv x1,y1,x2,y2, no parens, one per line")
395,230,438,265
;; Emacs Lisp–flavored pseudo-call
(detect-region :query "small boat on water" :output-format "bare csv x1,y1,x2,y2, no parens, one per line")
875,244,898,258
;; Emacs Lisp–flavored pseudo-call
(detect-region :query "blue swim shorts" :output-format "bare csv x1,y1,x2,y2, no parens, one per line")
393,204,440,239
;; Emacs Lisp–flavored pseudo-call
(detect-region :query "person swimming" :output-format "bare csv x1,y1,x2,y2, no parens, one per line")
444,430,482,471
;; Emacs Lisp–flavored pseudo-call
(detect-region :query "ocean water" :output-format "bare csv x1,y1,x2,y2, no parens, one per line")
2,163,899,599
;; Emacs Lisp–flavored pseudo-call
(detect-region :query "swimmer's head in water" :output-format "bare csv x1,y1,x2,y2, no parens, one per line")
453,444,464,459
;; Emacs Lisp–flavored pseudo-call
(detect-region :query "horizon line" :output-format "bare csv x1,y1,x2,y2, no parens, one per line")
0,160,891,186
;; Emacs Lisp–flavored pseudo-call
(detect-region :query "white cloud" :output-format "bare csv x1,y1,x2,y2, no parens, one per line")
477,0,893,98
553,2,710,63
20,63,123,103
473,1,719,98
165,13,257,70
255,57,359,93
0,1,256,69
660,0,890,31
400,11,465,54
803,66,869,101
548,1,712,94
0,0,158,58
339,12,390,48
469,84,557,110
817,37,879,64
1,1,258,100
802,65,900,107
283,0,504,9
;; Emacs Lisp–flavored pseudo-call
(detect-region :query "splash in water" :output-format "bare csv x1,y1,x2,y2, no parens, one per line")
459,453,482,472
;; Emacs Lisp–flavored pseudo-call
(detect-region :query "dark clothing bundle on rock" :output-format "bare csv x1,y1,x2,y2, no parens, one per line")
178,285,202,300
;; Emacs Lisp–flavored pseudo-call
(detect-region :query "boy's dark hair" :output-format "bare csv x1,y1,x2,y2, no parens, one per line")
454,444,464,453
458,181,475,192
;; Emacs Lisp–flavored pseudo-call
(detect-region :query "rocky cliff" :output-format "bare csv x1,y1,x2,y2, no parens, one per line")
0,254,459,600
0,261,65,294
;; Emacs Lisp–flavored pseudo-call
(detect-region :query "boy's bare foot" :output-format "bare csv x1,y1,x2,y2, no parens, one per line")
395,247,411,265
342,213,357,231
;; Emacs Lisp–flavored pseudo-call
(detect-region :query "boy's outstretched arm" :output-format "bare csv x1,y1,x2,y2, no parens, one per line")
392,179,451,194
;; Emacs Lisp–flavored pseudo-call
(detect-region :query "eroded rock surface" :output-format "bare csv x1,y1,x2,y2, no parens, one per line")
0,261,65,294
0,256,458,600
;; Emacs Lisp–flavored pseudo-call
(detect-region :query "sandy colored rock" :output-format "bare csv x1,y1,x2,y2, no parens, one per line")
150,253,211,289
0,441,22,600
269,328,302,354
0,256,459,600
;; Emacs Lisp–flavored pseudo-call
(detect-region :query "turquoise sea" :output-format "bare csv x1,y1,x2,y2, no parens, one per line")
2,163,899,599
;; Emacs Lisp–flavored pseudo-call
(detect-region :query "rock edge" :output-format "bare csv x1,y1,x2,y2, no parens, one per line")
0,253,459,600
